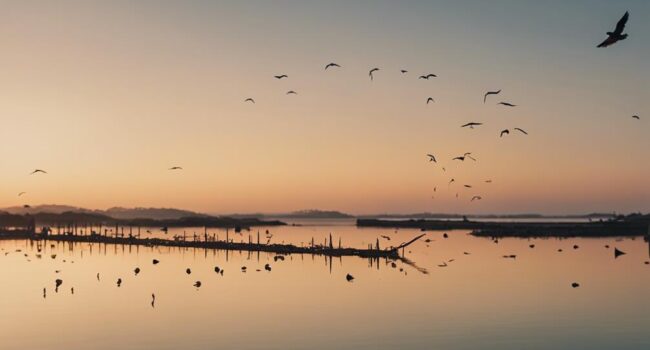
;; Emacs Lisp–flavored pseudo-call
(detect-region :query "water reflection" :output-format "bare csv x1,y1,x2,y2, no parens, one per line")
0,221,648,350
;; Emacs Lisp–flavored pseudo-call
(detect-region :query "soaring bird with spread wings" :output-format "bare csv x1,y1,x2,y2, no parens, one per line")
597,11,629,48
484,89,501,103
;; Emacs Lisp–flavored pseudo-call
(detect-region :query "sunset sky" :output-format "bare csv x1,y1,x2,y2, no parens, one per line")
1,0,648,215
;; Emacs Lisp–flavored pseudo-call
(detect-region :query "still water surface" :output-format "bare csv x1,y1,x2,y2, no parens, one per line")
1,219,648,349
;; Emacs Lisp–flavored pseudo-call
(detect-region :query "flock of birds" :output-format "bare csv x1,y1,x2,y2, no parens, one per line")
16,12,642,207
5,11,647,300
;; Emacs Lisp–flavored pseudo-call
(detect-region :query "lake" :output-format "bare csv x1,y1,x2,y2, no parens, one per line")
1,219,648,349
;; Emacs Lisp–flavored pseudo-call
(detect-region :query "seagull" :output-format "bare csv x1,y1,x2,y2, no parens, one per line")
30,169,47,175
369,68,379,81
186,268,192,275
152,259,160,265
274,74,288,79
18,192,26,196
484,89,501,103
448,178,455,186
485,180,493,183
437,262,448,267
117,278,122,287
426,154,437,163
151,293,155,307
168,166,183,170
464,185,472,188
286,90,297,95
514,128,528,135
463,152,476,161
461,122,483,128
632,115,640,120
346,273,354,282
264,263,272,271
380,235,391,241
597,11,629,48
244,98,255,104
193,281,202,288
426,97,435,104
500,129,510,137
571,282,580,288
325,63,341,70
134,267,140,276
400,69,408,74
498,102,516,107
419,74,437,80
452,156,465,161
471,196,482,202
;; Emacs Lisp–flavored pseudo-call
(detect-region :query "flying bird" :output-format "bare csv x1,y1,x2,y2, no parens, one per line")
346,273,354,282
325,63,340,70
426,154,437,163
514,128,528,135
463,152,476,161
274,74,288,79
452,156,466,161
369,68,380,81
286,90,297,95
463,185,472,188
30,169,47,175
448,178,455,186
471,196,482,201
597,11,629,48
483,89,501,103
632,115,640,120
168,166,182,170
18,192,26,197
498,102,516,107
244,98,255,104
500,129,510,137
400,69,408,74
426,97,435,104
461,122,483,128
419,74,437,80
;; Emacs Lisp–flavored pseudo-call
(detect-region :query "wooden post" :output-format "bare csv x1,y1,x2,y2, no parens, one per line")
329,233,333,249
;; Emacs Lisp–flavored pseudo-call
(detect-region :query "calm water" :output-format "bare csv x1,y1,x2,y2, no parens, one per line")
1,219,648,349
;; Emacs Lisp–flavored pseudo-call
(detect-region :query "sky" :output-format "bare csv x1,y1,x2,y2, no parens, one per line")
0,0,648,215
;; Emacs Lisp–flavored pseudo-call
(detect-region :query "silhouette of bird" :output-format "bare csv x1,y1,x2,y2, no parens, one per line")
134,267,140,276
274,74,288,79
514,128,528,135
264,263,272,271
461,122,483,128
400,69,408,74
448,178,455,186
419,74,437,80
438,262,448,267
152,259,160,265
443,233,448,238
168,166,183,170
485,180,492,183
116,278,122,287
346,273,354,282
498,102,516,107
193,281,202,288
632,115,640,120
452,156,466,161
427,154,437,162
597,11,629,48
97,273,100,281
500,129,510,137
471,196,482,201
571,282,580,288
18,192,26,196
529,244,535,248
186,268,191,275
214,266,221,274
55,279,63,292
463,152,476,161
244,98,255,104
286,90,297,95
380,235,391,241
23,204,31,209
573,245,579,249
614,248,626,258
426,97,435,104
464,185,472,188
484,89,501,103
273,255,285,262
30,169,47,175
241,266,247,272
325,63,341,70
369,68,379,81
151,293,155,307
